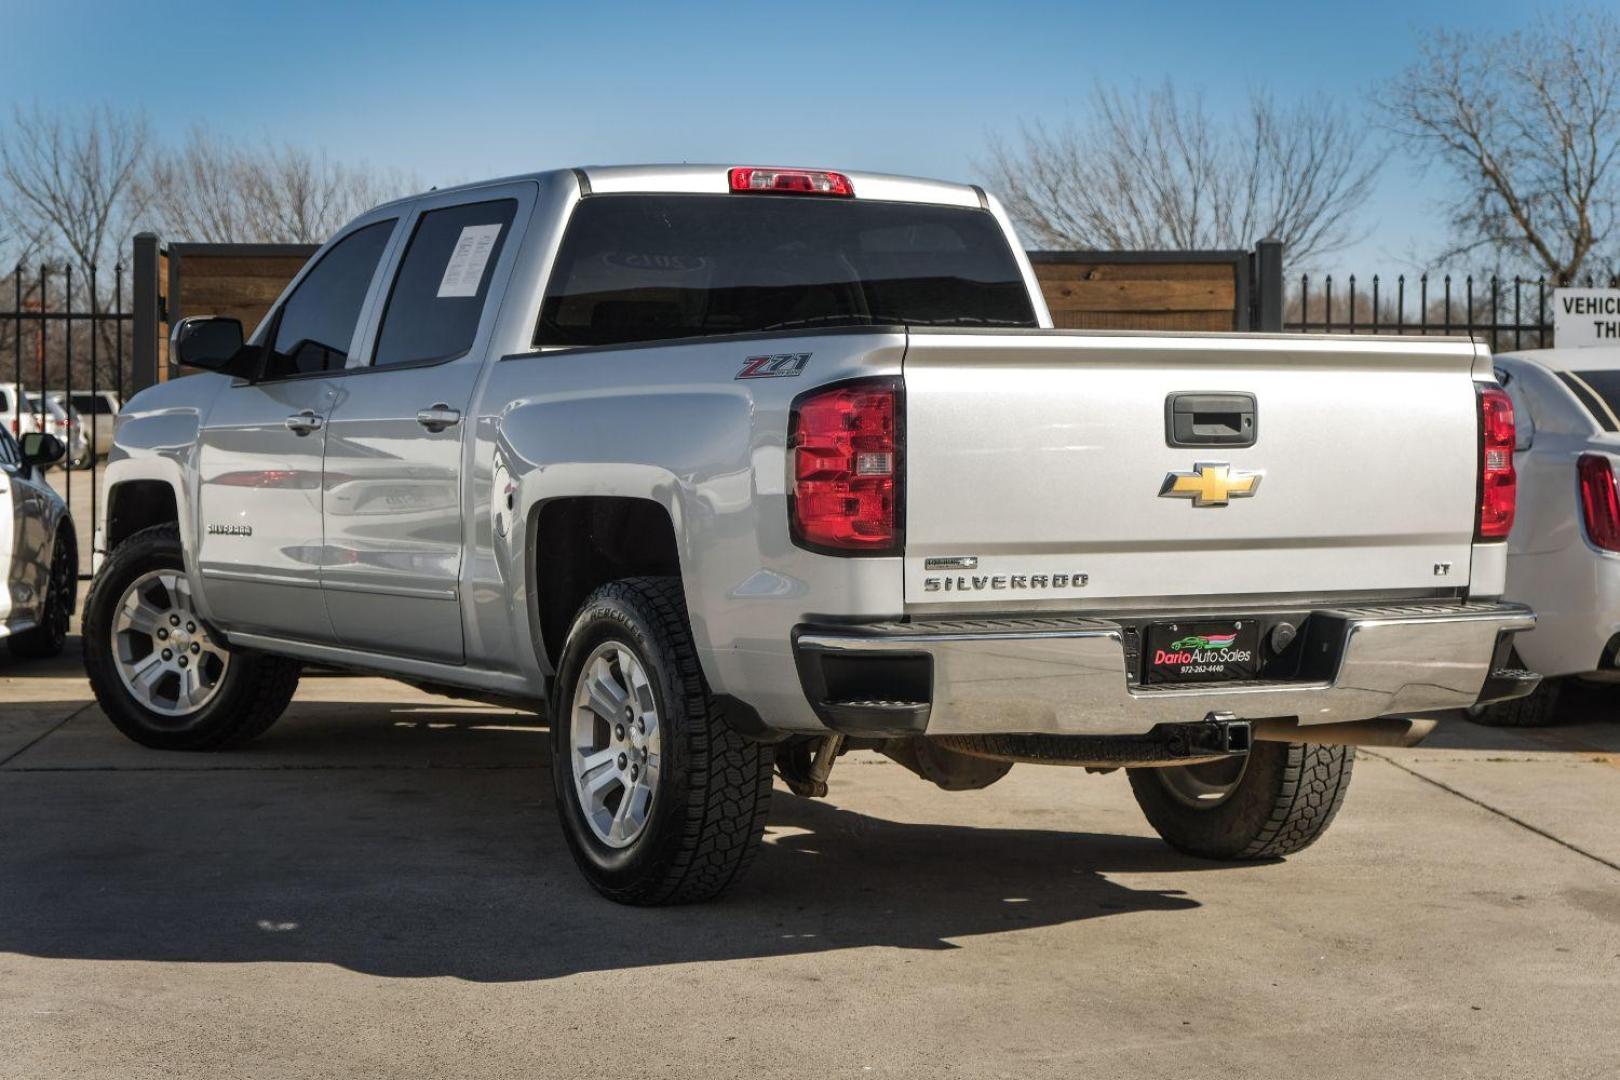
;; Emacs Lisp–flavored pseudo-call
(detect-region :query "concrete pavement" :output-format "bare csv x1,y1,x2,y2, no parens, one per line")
2,637,1618,1079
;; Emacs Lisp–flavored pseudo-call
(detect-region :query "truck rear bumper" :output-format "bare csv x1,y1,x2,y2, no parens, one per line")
793,601,1535,737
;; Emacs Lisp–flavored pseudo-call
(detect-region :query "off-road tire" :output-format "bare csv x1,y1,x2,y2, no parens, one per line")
1471,677,1564,727
82,524,301,751
7,531,72,659
550,577,774,905
1128,741,1355,860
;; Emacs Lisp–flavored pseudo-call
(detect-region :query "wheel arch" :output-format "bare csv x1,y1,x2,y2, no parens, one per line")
103,476,183,553
527,494,683,673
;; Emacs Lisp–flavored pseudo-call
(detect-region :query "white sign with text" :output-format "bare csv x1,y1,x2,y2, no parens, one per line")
1553,288,1620,347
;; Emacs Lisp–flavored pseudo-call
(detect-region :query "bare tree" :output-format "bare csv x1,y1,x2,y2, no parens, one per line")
143,128,418,244
1388,9,1620,282
982,83,1383,266
0,103,150,277
0,209,38,272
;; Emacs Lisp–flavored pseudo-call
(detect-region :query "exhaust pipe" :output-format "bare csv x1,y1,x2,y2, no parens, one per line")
1251,716,1437,748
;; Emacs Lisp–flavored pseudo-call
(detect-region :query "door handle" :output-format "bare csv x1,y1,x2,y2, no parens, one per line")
284,411,324,436
416,404,462,433
1165,392,1257,449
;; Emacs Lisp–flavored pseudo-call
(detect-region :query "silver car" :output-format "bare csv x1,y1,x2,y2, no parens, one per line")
0,427,76,658
1481,347,1620,723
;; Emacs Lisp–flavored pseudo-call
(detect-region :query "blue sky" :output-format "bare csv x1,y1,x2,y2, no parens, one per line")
0,0,1556,268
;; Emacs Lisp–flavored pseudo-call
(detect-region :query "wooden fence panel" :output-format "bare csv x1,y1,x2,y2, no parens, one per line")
1029,252,1252,332
160,243,318,381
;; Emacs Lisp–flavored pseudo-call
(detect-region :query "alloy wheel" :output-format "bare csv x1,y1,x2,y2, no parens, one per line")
569,641,663,848
110,569,230,719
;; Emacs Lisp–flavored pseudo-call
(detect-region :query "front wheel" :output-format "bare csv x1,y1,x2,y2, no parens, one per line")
82,524,302,751
7,531,73,659
1128,741,1355,860
550,577,775,905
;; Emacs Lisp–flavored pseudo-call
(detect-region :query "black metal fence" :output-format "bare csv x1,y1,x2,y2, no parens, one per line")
1,262,133,578
1286,270,1620,351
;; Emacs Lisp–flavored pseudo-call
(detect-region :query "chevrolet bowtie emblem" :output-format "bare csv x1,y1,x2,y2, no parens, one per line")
1160,463,1263,507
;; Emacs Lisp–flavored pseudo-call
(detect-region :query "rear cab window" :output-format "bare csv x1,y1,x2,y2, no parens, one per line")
535,194,1037,348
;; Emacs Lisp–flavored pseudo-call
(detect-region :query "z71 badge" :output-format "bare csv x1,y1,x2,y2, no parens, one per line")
736,352,810,379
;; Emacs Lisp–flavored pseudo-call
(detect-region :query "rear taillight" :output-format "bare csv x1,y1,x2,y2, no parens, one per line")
729,166,854,196
789,379,901,554
1578,453,1620,551
1477,385,1517,540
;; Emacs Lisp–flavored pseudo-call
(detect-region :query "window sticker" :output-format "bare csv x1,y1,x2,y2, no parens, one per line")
436,223,504,298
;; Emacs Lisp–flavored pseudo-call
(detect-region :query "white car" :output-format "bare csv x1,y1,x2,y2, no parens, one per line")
48,390,121,460
0,427,76,658
2,384,90,470
1483,347,1620,724
25,394,91,470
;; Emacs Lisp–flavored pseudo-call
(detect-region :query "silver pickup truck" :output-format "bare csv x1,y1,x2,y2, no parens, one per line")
86,164,1536,904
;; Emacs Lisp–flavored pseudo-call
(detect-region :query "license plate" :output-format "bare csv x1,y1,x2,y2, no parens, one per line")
1143,619,1262,684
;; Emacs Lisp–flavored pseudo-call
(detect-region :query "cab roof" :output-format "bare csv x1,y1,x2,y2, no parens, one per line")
378,164,988,212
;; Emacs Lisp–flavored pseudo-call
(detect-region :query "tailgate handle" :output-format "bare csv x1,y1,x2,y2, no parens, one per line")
1166,392,1257,448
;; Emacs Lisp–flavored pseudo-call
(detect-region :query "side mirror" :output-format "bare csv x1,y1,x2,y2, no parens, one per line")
172,316,253,375
18,431,64,470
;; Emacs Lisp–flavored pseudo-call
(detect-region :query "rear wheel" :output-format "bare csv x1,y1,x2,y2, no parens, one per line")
8,531,72,659
83,524,302,751
1128,741,1355,860
550,577,774,905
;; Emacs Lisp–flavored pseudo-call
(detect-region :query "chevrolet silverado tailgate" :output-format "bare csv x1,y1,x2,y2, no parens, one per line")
901,331,1485,606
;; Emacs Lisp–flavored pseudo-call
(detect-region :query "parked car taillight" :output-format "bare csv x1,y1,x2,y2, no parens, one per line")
1476,385,1517,540
1578,453,1620,552
789,378,901,554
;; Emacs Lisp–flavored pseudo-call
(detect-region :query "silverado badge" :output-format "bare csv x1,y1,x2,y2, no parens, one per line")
1159,463,1263,507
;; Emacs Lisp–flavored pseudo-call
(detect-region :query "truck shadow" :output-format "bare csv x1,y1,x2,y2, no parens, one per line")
0,713,1214,982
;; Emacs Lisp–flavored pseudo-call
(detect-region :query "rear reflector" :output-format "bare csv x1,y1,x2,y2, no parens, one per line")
1579,453,1620,551
1477,385,1517,540
790,379,900,554
729,166,854,197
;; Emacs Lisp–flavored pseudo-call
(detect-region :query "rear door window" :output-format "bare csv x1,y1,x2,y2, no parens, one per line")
536,194,1037,348
264,219,395,379
372,199,518,367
